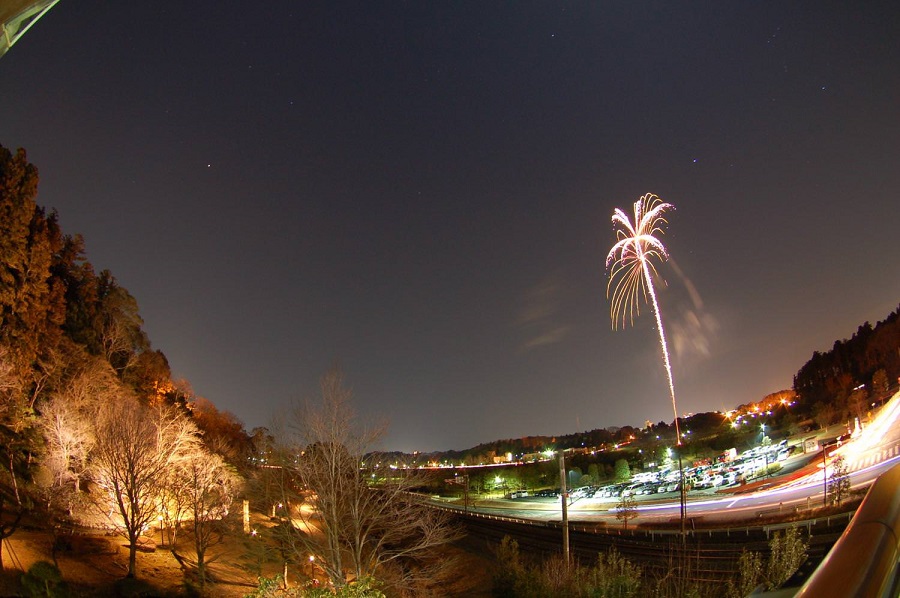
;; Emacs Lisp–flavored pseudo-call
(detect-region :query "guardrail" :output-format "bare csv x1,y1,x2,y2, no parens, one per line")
433,500,854,541
792,460,900,597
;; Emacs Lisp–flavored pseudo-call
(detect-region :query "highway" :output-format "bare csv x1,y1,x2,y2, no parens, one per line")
447,391,900,528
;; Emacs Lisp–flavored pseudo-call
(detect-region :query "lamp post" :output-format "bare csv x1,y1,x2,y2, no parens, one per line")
558,452,569,566
463,473,469,514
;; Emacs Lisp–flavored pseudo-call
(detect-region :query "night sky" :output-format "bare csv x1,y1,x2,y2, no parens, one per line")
2,2,899,452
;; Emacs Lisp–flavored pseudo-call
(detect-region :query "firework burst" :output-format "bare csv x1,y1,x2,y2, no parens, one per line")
605,193,682,443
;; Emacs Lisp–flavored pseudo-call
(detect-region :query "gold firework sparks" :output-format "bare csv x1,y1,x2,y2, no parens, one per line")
606,193,682,442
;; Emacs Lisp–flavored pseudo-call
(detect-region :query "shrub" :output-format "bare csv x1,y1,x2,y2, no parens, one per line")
21,561,66,598
245,575,387,598
491,536,641,598
726,550,763,598
766,526,807,589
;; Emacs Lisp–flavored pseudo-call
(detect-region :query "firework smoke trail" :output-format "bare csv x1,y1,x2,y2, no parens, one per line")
606,193,682,444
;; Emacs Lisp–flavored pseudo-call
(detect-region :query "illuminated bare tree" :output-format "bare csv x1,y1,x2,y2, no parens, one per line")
273,368,461,593
847,386,868,424
615,492,638,530
38,357,117,498
38,397,92,497
180,450,241,588
828,456,851,506
90,398,201,578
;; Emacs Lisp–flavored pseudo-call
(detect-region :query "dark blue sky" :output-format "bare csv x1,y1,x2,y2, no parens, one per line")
2,2,899,451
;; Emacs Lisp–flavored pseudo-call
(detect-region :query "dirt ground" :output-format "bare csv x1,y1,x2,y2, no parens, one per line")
0,527,259,597
0,519,493,597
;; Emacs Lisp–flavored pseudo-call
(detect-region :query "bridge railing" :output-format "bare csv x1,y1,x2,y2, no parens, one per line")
792,460,900,597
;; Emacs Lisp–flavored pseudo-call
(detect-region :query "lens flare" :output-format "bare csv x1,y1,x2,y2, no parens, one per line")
606,193,681,442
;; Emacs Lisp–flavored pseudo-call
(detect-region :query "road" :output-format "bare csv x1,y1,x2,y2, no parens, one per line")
446,391,900,527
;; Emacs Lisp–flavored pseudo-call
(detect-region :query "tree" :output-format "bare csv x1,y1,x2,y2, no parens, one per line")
37,355,117,500
0,146,67,389
180,450,241,588
615,491,638,530
872,369,889,397
189,395,251,464
727,550,763,598
96,274,147,377
727,527,807,597
847,386,868,424
567,466,582,488
38,394,92,497
828,455,851,506
812,402,836,430
0,345,29,568
614,458,631,483
123,349,171,402
765,526,808,590
90,398,201,578
272,368,461,594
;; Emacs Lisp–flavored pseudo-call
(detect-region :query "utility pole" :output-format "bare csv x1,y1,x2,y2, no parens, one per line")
678,447,687,538
464,473,469,515
558,452,569,565
822,440,831,507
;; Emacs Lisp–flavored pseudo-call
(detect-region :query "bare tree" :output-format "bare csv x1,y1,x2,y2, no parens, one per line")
180,450,241,588
273,368,461,593
38,396,92,496
90,398,201,578
157,461,190,548
37,357,117,499
847,387,868,424
615,491,638,530
828,455,851,506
